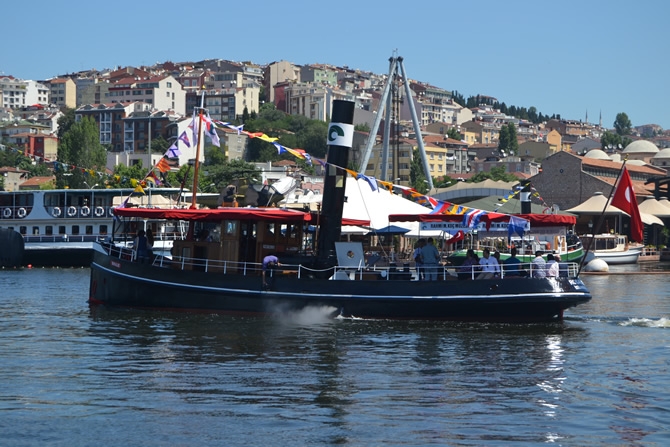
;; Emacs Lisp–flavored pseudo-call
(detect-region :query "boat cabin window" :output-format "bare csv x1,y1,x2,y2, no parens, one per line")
58,225,66,235
46,226,53,236
32,226,39,235
19,226,26,235
100,225,108,235
72,225,80,236
86,225,93,235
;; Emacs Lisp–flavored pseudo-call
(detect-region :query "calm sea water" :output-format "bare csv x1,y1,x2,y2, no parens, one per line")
0,266,669,446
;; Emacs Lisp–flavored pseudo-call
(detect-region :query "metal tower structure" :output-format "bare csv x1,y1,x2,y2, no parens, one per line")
358,54,434,190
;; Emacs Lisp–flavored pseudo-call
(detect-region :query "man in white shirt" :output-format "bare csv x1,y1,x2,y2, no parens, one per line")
531,251,547,278
477,248,500,279
545,253,559,278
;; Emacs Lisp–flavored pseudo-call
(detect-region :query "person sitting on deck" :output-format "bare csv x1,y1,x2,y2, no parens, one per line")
555,254,569,277
545,253,559,278
502,247,525,277
531,251,547,278
477,248,500,279
458,249,480,280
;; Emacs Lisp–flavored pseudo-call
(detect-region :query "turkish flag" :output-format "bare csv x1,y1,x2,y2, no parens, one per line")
611,167,644,242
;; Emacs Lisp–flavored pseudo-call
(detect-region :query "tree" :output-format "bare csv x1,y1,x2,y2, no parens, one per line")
614,112,632,136
498,123,518,155
56,107,76,141
447,128,462,141
56,116,107,189
469,165,519,183
149,135,170,154
410,148,428,193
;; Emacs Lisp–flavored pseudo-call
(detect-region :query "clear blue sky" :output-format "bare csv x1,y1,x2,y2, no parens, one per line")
4,0,669,129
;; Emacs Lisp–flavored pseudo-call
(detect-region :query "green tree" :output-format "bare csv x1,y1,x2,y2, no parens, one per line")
56,116,107,189
56,107,76,141
410,148,428,193
614,112,632,136
447,128,462,141
498,123,518,155
469,165,519,183
149,135,170,154
355,122,370,133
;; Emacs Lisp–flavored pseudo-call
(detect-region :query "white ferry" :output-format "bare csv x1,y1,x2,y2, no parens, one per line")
0,188,186,267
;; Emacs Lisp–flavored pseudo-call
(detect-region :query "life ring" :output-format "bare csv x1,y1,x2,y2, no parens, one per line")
17,207,27,218
3,207,12,218
52,207,62,217
67,206,77,217
94,206,105,217
80,206,91,217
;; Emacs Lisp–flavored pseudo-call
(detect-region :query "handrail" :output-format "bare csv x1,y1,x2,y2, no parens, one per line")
100,242,581,280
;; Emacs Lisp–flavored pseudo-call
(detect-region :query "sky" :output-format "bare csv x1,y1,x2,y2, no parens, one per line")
3,0,669,129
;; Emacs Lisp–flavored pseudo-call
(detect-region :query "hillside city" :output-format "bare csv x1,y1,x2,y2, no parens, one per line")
1,58,670,203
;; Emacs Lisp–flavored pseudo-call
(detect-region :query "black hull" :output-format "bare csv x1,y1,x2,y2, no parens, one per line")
24,248,93,268
89,250,592,323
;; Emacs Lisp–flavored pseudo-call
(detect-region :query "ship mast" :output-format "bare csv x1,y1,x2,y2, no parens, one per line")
358,53,433,189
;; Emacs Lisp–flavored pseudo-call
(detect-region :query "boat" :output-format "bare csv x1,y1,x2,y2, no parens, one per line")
0,187,185,266
579,233,642,265
445,214,584,266
88,100,592,322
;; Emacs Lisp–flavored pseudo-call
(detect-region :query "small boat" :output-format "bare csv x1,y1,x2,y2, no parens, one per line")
445,214,584,266
88,100,592,322
0,187,185,266
579,233,642,265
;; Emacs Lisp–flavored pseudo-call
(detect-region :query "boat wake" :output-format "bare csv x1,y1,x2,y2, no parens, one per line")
620,317,670,328
277,306,340,325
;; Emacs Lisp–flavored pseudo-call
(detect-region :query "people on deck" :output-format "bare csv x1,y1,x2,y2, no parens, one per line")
262,254,281,289
502,247,525,277
555,254,569,277
458,249,480,280
146,228,155,260
133,229,149,263
531,251,547,278
420,238,441,281
413,238,426,280
545,253,559,278
477,248,500,279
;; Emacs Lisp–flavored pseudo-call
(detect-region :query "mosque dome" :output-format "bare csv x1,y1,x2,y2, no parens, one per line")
623,140,659,154
584,149,611,160
652,148,670,160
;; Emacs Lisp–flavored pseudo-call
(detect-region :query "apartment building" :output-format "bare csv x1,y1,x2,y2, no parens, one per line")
47,78,76,109
107,74,186,115
0,77,49,109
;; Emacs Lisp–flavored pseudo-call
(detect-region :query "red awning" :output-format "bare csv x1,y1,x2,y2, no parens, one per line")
114,207,311,223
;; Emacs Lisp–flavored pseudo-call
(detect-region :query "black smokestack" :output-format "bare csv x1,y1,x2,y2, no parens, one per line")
316,100,356,264
520,180,531,214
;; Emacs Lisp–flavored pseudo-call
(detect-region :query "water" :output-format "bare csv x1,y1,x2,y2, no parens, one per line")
0,266,669,446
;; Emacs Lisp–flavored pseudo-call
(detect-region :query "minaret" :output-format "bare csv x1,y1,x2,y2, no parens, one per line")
599,110,602,128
